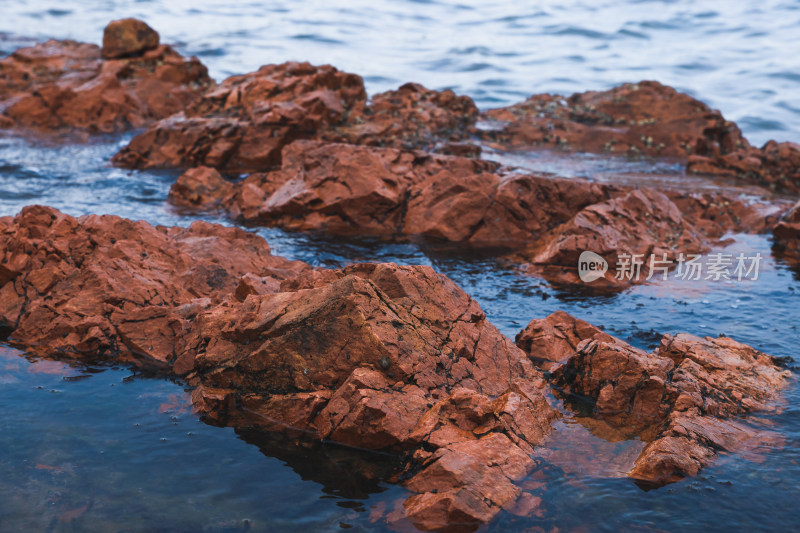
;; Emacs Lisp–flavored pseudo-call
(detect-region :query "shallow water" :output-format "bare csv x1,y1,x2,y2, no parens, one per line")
1,135,800,531
2,2,800,531
2,0,800,147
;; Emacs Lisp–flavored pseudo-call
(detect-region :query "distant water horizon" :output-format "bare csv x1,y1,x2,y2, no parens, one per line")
2,0,799,147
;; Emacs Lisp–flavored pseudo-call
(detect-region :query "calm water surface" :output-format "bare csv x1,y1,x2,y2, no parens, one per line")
1,2,800,531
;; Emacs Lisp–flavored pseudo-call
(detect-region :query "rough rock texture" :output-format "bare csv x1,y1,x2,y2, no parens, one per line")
0,21,211,134
481,81,746,160
688,140,800,195
339,82,479,152
517,312,792,486
167,140,771,289
0,207,560,530
772,200,800,264
0,205,309,365
112,61,367,171
102,18,160,59
167,139,619,245
112,69,480,172
514,310,614,371
481,80,800,195
185,262,560,529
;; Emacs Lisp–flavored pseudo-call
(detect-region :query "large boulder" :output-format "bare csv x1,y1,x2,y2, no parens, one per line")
517,312,792,486
0,21,211,134
102,18,160,59
0,207,560,530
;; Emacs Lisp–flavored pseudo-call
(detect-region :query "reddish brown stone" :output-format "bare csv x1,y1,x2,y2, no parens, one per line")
339,82,479,150
481,81,746,160
518,312,792,486
111,61,367,171
772,200,800,263
518,188,733,287
102,18,159,59
0,205,308,365
0,32,211,134
515,311,614,370
112,70,480,173
0,208,562,530
168,139,618,246
482,80,800,194
688,141,800,195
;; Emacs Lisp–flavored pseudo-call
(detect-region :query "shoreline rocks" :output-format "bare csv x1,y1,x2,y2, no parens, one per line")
167,139,775,289
480,80,800,195
0,19,212,135
0,206,559,530
517,312,792,486
0,208,793,529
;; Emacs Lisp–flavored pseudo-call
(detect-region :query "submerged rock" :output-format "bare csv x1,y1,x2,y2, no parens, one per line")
0,19,211,135
517,312,792,486
483,81,800,195
167,139,770,289
0,206,559,530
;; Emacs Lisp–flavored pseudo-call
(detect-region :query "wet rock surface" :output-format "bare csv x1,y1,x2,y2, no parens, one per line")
772,200,800,264
0,19,211,135
112,70,478,172
168,139,772,289
518,312,792,487
482,81,800,195
0,206,560,530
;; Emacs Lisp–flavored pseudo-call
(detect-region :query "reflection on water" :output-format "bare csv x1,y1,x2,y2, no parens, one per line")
2,1,800,527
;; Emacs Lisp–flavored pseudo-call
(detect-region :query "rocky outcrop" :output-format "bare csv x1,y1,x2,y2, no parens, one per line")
0,206,560,531
481,81,800,195
772,200,800,263
481,81,746,160
167,140,771,289
338,82,479,152
0,205,309,365
166,140,618,245
518,187,772,287
688,140,800,195
0,19,211,135
111,61,367,171
517,312,792,486
112,67,480,172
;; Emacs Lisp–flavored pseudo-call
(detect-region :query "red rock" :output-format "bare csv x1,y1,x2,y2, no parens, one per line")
0,32,211,134
168,140,618,246
515,311,615,370
179,261,559,528
482,80,800,194
481,81,746,160
339,82,479,151
102,18,160,59
688,141,800,195
1,209,562,529
772,200,800,263
112,71,480,172
167,166,233,211
112,61,367,171
0,205,308,365
518,312,792,486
